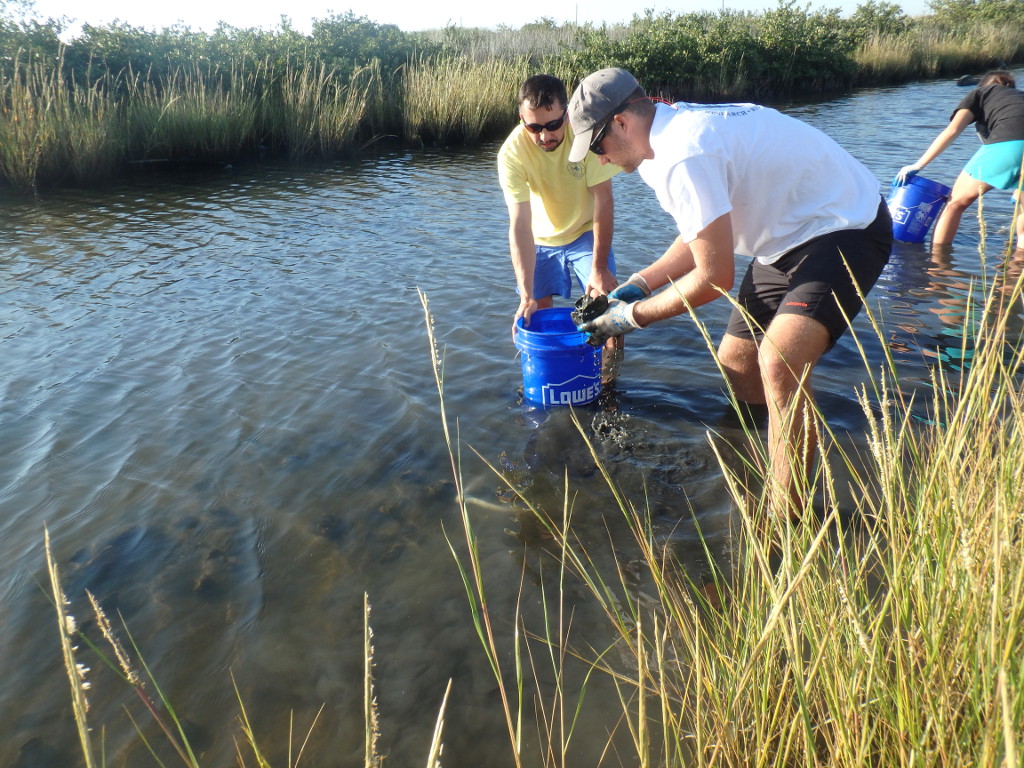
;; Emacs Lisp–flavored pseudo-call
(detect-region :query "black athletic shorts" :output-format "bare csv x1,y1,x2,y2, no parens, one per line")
724,198,892,349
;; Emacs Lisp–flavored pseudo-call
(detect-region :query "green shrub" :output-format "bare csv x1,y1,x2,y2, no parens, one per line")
751,1,858,93
309,11,413,81
556,2,859,100
844,0,913,44
928,0,1024,32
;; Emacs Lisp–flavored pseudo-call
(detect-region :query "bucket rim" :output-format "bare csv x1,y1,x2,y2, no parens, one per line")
514,306,588,342
515,306,575,325
897,174,951,196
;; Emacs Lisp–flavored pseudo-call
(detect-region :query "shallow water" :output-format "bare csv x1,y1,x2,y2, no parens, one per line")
2,73,1022,767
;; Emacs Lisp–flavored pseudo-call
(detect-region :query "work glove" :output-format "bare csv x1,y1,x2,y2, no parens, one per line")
608,272,651,304
893,164,920,185
577,298,642,346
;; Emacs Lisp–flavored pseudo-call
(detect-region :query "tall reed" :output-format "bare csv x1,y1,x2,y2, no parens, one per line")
855,22,1024,83
125,61,265,161
0,51,125,192
420,287,528,767
4,11,1024,193
0,53,391,189
60,72,127,184
274,58,382,159
45,527,96,768
401,54,527,146
0,52,54,192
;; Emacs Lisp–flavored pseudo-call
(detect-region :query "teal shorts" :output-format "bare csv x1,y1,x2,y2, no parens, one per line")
964,140,1024,190
530,230,616,300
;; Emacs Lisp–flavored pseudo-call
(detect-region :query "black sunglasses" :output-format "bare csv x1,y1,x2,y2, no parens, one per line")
520,109,567,134
590,97,647,155
589,120,612,155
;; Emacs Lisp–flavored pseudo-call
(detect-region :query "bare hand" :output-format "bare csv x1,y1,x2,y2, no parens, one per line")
512,297,538,340
585,266,618,297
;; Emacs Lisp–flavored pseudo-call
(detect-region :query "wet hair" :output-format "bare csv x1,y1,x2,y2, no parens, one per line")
518,75,568,112
980,70,1016,88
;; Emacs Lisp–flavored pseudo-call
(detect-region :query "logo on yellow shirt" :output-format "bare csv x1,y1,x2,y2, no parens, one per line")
567,161,585,179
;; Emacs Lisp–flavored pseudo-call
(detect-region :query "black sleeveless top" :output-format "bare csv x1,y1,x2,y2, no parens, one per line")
952,84,1024,144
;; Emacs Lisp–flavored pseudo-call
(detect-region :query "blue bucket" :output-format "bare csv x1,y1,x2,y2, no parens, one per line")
514,307,602,407
886,175,952,243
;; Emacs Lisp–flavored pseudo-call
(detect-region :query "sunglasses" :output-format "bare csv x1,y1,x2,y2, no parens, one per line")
590,97,647,155
589,120,612,155
520,109,567,134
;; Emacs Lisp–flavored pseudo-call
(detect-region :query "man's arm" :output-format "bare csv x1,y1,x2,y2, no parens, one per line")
632,213,735,327
508,200,538,326
586,179,616,296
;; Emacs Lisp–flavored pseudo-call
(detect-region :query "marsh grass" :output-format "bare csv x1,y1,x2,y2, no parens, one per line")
275,59,382,159
0,52,126,192
854,22,1024,83
423,224,1024,764
45,527,96,768
125,62,265,162
402,55,527,146
0,48,528,190
0,52,392,190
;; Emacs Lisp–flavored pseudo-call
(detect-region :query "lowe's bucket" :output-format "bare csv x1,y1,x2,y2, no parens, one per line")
886,175,952,243
514,307,602,407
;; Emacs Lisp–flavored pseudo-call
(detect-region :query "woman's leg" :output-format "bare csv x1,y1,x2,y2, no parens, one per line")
932,170,993,245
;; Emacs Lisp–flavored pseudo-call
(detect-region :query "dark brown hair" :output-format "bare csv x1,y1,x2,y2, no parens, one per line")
980,70,1016,88
518,75,568,111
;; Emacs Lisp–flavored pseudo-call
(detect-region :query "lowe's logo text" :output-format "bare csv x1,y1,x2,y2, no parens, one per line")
541,374,601,406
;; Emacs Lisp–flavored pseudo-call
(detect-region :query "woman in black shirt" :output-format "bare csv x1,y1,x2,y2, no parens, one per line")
895,70,1024,249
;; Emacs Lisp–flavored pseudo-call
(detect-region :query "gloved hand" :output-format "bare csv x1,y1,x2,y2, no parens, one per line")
893,164,920,185
577,298,642,345
608,272,651,303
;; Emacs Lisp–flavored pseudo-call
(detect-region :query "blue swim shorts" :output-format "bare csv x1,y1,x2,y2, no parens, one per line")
530,230,617,300
964,140,1024,190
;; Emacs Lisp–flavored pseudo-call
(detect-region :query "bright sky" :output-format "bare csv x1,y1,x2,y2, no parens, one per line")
27,0,930,37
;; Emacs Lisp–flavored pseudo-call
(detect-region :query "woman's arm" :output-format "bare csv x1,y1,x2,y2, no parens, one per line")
909,108,976,172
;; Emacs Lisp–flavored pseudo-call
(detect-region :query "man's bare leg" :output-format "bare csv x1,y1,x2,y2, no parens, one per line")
716,333,768,503
756,314,831,519
718,316,831,518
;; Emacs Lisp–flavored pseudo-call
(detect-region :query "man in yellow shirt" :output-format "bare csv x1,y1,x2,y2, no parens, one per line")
498,74,621,341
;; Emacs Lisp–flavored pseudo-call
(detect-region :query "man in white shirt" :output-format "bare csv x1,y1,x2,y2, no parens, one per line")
567,67,892,518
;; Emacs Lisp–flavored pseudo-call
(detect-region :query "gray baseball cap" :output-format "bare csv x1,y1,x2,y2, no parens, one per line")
567,68,645,163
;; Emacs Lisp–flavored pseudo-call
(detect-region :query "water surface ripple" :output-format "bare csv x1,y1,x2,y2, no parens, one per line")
2,74,1022,767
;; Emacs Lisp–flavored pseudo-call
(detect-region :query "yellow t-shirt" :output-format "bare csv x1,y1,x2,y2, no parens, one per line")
497,125,620,247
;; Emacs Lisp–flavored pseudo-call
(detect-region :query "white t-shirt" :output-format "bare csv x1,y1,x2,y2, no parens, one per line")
638,102,882,265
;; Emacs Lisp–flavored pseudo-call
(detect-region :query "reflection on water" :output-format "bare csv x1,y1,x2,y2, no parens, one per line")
2,72,1024,767
880,241,1024,412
